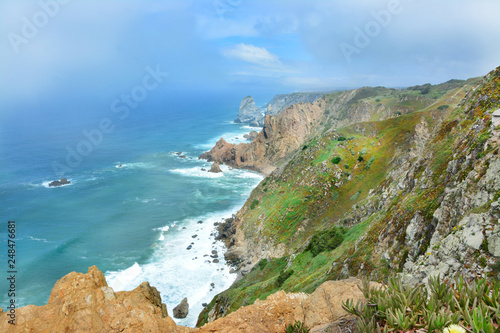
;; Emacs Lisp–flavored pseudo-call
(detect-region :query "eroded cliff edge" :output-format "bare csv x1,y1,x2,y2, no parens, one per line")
0,266,372,333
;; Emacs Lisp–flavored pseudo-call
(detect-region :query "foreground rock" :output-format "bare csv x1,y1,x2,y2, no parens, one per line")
173,297,189,319
234,96,263,126
199,277,376,332
0,266,190,333
48,177,71,187
0,266,372,333
208,162,222,173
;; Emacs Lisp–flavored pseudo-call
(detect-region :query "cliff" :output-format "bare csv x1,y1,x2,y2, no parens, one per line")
264,92,324,116
201,100,324,175
0,266,373,333
198,70,499,325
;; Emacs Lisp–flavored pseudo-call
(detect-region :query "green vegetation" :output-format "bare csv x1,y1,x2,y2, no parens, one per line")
438,104,450,110
284,321,309,333
331,156,342,164
305,227,345,257
343,275,500,333
250,199,259,209
276,269,294,287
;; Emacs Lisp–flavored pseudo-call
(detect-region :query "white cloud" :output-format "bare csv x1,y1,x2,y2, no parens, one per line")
222,43,281,67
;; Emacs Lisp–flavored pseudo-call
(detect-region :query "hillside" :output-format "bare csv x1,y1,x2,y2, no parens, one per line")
197,69,499,326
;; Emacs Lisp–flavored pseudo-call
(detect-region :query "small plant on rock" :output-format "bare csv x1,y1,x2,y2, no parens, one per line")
284,321,309,333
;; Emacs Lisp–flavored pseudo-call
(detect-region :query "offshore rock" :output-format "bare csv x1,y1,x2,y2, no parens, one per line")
173,297,189,319
208,162,222,173
49,177,71,187
243,130,259,141
234,96,263,125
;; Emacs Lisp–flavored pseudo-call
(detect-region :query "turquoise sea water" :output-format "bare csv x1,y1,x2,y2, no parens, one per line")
0,93,264,327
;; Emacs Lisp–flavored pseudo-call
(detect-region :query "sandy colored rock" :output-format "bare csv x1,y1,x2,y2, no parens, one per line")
200,100,324,175
197,278,371,333
0,266,193,333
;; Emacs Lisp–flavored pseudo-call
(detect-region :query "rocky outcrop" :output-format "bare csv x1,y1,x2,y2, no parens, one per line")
208,162,222,173
0,266,374,333
199,277,375,332
0,266,190,333
173,297,189,319
49,177,71,187
201,100,325,175
243,130,258,141
264,93,324,116
234,96,263,126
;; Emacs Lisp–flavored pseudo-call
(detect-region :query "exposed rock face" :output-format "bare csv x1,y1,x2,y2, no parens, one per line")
0,266,373,333
243,130,258,141
493,108,500,127
208,162,222,173
173,297,189,319
234,96,263,126
264,93,323,116
0,266,190,333
49,177,71,187
199,277,374,333
201,100,324,175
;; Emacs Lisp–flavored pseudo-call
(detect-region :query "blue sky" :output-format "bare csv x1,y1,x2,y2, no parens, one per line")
1,0,500,110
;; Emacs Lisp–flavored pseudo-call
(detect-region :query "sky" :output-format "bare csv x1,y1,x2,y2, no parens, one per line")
1,0,500,113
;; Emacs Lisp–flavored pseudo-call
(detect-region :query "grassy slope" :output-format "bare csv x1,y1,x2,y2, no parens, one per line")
197,74,492,327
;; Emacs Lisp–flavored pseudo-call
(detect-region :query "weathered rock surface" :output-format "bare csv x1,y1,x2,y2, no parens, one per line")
208,162,222,173
173,297,189,319
0,266,372,333
243,130,259,141
264,93,323,116
199,277,372,333
201,100,324,175
49,177,71,187
234,96,263,126
0,266,191,333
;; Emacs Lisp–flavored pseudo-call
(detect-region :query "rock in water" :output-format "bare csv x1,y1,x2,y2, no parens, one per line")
243,130,259,141
173,297,189,318
208,162,222,173
234,96,263,125
48,178,71,187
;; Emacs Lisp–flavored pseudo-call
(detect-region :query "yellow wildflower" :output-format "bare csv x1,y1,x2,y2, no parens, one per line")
443,324,466,333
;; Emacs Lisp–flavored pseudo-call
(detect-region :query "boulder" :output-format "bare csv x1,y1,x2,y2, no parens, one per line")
173,297,189,319
48,178,71,187
208,162,222,173
243,131,259,141
492,108,500,127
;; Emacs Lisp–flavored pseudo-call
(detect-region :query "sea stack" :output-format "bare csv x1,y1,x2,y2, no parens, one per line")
48,178,71,187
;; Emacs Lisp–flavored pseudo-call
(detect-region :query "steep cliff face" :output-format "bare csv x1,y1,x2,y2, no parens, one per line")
198,71,494,325
201,100,325,175
234,96,263,126
264,92,324,116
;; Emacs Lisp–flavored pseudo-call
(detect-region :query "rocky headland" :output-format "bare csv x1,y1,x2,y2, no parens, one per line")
4,67,500,332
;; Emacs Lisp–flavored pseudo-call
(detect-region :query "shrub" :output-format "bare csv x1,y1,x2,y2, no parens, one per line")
305,227,345,257
365,156,375,170
350,190,361,201
276,269,294,287
438,104,450,110
250,199,259,209
284,321,309,333
331,156,342,164
375,98,381,102
357,155,364,162
257,259,268,270
338,136,347,141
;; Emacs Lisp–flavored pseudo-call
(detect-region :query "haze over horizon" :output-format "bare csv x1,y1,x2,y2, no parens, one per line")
1,0,500,116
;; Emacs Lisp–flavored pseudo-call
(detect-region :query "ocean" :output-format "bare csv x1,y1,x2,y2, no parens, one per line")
0,92,264,327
